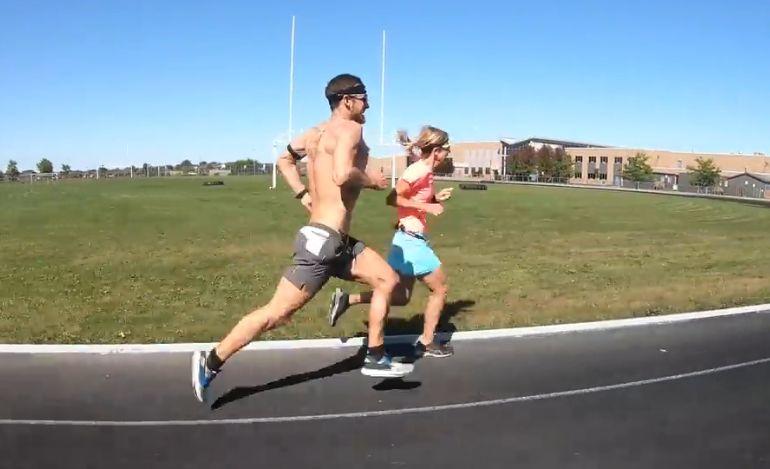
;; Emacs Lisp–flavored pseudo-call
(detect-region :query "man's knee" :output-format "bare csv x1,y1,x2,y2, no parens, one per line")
260,304,297,330
374,269,399,293
260,282,310,329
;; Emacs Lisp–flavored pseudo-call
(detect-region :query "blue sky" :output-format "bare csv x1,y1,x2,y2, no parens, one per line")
1,0,768,171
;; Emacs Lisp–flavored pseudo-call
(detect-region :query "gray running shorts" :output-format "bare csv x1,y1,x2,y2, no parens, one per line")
283,223,366,295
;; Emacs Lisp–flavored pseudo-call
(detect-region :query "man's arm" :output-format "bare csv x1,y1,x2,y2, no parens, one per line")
277,135,308,196
277,134,312,210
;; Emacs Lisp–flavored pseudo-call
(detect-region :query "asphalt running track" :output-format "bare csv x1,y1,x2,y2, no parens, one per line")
2,311,770,468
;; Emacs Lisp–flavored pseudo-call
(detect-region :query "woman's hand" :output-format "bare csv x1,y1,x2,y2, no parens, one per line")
435,188,453,202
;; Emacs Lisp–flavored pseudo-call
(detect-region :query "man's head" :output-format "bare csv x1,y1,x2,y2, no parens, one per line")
325,74,369,123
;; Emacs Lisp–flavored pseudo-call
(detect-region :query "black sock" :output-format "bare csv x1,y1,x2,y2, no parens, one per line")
367,345,385,360
206,348,224,371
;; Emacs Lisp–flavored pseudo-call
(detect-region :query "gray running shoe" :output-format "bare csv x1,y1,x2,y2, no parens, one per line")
414,340,454,358
328,288,350,327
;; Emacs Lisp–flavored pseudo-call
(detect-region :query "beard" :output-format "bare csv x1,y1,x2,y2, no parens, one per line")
354,112,366,124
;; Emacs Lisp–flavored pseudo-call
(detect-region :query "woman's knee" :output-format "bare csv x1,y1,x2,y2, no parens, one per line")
430,282,448,299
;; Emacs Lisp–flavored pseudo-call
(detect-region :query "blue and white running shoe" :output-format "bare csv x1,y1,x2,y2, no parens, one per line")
192,350,219,403
361,352,414,378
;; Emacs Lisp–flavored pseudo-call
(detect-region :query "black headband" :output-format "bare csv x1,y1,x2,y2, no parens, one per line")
326,83,367,99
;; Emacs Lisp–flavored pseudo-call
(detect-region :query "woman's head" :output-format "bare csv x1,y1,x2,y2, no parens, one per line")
398,126,450,166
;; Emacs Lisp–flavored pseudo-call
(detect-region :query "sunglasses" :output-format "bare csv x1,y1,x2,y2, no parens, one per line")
345,93,368,104
431,143,451,152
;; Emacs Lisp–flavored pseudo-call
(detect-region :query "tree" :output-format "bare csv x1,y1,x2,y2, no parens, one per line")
61,164,71,175
505,145,537,177
37,158,54,174
552,148,573,181
228,158,259,175
622,152,654,189
687,157,720,192
176,159,194,171
536,146,556,180
6,160,19,180
434,157,454,175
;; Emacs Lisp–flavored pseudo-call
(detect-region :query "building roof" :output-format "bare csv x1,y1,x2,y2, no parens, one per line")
501,137,611,148
726,172,770,184
565,146,770,158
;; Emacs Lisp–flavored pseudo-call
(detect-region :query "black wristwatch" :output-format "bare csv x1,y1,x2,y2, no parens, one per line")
295,188,308,199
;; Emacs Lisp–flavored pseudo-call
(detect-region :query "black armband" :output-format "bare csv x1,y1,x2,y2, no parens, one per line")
287,145,303,161
294,188,308,199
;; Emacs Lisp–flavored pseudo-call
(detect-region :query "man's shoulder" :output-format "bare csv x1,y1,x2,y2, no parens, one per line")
335,119,362,135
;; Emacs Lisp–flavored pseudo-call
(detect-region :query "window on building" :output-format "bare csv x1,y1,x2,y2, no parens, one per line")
614,157,623,177
599,157,608,180
588,157,597,179
574,156,583,178
485,167,491,175
464,167,469,175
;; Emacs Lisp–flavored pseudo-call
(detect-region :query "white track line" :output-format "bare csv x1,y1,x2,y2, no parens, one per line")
1,303,768,354
2,356,768,426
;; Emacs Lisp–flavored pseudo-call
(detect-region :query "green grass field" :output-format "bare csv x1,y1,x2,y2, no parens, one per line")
1,176,769,344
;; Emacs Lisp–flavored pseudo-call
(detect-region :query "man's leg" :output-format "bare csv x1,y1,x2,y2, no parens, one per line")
348,247,400,348
216,277,312,361
192,277,312,402
346,247,414,377
350,274,414,307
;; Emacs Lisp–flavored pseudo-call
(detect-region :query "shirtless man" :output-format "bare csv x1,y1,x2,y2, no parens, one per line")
192,74,412,403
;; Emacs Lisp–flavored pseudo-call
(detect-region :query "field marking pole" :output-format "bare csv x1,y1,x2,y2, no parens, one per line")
288,15,295,140
272,16,295,190
380,30,386,148
381,31,396,188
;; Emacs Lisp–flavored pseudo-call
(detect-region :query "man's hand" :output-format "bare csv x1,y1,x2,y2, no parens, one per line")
368,170,389,190
424,203,445,216
300,192,312,212
435,188,453,202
